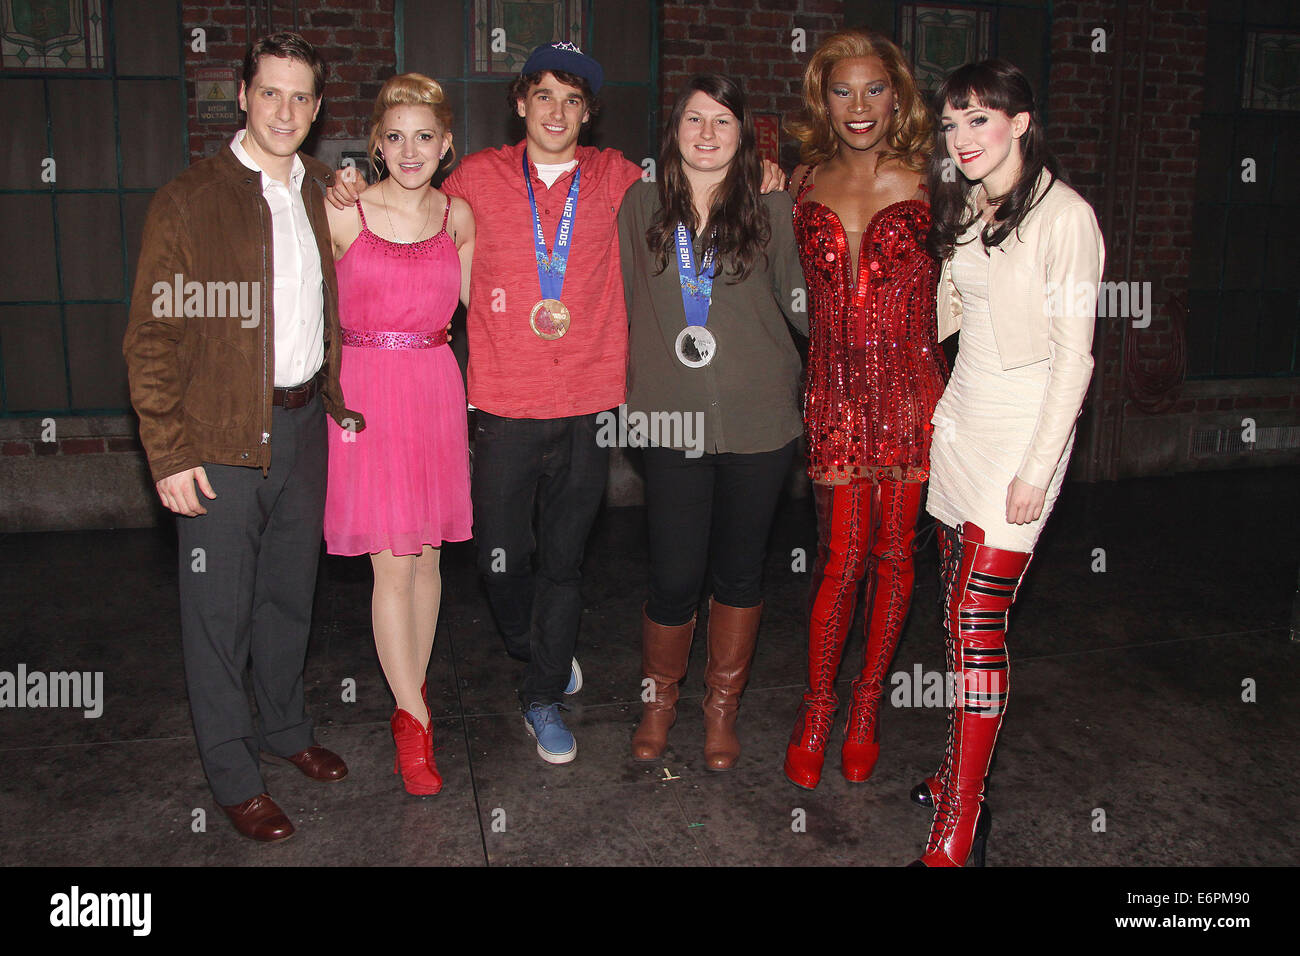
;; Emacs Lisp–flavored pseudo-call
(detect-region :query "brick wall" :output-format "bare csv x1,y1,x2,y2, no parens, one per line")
659,0,842,163
1050,0,1299,477
1048,1,1147,476
1084,0,1204,426
2,435,142,458
182,0,396,164
0,415,156,532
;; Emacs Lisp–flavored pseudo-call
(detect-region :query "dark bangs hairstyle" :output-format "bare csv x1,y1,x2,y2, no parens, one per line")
647,74,769,283
927,59,1063,261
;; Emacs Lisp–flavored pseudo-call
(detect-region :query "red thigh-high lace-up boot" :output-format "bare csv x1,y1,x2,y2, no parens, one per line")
910,524,960,809
911,522,1030,867
784,483,875,789
841,480,923,782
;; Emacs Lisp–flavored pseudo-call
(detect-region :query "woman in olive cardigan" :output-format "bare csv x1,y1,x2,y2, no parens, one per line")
618,73,807,771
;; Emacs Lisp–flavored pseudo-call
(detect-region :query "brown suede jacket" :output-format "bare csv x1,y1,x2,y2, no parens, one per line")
123,146,362,483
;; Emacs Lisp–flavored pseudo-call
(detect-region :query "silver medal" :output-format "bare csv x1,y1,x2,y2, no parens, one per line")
674,325,716,368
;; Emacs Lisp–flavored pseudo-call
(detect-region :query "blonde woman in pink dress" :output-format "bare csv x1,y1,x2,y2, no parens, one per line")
323,74,474,795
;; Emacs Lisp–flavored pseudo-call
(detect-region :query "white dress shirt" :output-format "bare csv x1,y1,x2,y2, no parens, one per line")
230,130,325,388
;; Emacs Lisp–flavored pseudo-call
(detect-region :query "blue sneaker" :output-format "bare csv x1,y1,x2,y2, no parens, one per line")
523,702,577,764
564,657,583,696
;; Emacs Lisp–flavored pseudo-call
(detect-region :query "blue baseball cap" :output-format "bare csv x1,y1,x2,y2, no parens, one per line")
520,41,603,94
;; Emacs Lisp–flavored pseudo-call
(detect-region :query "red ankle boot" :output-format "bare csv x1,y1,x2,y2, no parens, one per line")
391,708,442,796
841,481,922,782
912,522,1030,867
784,483,873,789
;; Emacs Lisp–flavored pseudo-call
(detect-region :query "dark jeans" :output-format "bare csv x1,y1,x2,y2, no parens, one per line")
472,410,611,708
642,439,797,626
176,395,325,805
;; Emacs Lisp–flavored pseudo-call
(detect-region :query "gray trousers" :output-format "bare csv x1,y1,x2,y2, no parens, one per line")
176,396,327,805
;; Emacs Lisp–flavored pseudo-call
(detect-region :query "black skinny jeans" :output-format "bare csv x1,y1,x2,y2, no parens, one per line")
642,439,797,626
472,410,611,708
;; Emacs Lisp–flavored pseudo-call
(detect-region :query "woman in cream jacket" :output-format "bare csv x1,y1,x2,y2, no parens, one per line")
910,60,1104,867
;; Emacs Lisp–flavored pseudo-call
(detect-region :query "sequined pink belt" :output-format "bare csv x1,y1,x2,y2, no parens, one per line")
339,328,445,349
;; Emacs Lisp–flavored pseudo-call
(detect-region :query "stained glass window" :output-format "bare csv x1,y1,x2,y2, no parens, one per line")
1242,31,1300,112
473,0,585,75
2,0,105,71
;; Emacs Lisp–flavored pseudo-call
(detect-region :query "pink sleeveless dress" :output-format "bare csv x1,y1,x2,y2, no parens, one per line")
324,195,472,556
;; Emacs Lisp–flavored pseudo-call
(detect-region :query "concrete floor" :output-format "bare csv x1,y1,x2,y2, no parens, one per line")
1,466,1296,867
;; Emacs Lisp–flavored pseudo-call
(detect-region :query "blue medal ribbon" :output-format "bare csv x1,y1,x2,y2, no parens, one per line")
675,222,716,328
524,152,581,302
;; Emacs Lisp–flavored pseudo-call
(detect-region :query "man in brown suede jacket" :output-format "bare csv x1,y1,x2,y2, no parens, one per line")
123,33,361,843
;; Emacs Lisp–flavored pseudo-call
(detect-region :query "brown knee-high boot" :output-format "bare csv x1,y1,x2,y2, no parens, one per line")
702,597,762,771
631,605,696,761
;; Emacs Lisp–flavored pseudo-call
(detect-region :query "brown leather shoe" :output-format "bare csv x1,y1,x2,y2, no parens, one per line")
220,793,295,842
631,605,696,761
271,745,349,781
702,598,762,771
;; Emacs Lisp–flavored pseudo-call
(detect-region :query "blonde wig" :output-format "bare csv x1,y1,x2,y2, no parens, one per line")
785,29,931,171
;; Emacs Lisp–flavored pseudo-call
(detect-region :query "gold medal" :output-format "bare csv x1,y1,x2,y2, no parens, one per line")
530,298,571,340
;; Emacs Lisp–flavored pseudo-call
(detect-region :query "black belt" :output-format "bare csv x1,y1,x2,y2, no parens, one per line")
273,370,323,409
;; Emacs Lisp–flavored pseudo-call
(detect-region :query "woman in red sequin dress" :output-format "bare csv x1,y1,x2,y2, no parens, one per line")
783,29,949,790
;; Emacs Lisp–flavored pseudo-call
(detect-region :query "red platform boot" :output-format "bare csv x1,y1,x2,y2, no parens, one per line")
784,483,874,789
841,480,923,782
912,522,1030,866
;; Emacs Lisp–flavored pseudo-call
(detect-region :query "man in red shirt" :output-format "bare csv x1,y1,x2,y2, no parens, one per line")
448,44,641,763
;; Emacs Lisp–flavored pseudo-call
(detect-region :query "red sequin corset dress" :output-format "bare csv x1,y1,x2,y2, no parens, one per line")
794,171,950,482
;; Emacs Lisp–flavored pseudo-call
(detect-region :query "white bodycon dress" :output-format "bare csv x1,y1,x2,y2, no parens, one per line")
925,221,1076,553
